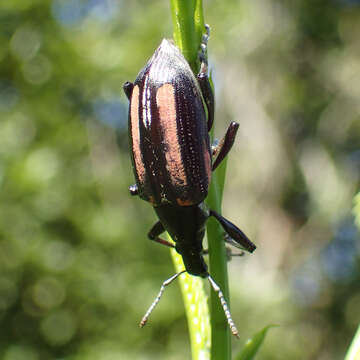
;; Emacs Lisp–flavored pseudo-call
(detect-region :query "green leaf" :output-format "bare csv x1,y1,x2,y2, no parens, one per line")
345,325,360,360
235,325,277,360
346,195,360,360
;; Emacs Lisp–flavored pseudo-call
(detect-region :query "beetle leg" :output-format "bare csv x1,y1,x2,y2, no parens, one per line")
209,209,256,253
211,139,219,155
148,221,175,248
123,81,134,100
212,122,239,171
129,184,138,196
199,23,210,67
197,24,214,132
224,233,247,251
197,73,214,132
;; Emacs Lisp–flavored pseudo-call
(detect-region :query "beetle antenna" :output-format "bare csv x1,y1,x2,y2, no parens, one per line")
207,275,240,338
139,270,186,328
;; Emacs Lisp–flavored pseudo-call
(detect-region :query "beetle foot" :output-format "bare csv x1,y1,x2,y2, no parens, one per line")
202,246,244,261
199,24,210,67
129,184,138,196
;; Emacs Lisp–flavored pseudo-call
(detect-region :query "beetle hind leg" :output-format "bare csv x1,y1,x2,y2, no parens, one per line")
212,122,239,171
148,221,175,249
209,209,256,253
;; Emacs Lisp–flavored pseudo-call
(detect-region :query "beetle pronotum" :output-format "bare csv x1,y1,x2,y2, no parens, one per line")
124,25,256,338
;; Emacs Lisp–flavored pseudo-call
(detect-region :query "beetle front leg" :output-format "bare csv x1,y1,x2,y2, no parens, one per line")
197,25,214,132
209,209,256,253
123,81,134,100
148,221,175,249
197,73,214,132
212,122,239,171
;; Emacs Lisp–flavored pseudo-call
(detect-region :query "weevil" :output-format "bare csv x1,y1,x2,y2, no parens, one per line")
123,26,256,337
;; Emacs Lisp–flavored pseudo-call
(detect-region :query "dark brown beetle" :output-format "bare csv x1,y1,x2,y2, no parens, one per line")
123,27,256,337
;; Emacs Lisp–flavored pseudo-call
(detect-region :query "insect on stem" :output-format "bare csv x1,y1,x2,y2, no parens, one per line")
126,25,255,337
139,270,186,328
208,275,240,338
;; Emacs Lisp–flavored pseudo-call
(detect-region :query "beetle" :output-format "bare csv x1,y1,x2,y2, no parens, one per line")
123,26,256,337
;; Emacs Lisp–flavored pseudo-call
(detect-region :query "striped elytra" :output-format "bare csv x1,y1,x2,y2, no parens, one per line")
128,40,211,207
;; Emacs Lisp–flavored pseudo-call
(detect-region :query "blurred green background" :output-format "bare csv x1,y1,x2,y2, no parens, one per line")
1,0,359,359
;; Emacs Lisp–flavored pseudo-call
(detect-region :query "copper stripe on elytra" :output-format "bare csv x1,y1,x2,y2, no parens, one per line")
156,83,188,189
130,85,146,184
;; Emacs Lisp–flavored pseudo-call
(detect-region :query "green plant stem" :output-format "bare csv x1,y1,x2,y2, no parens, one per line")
169,3,211,359
170,0,204,72
206,158,232,360
170,1,233,359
